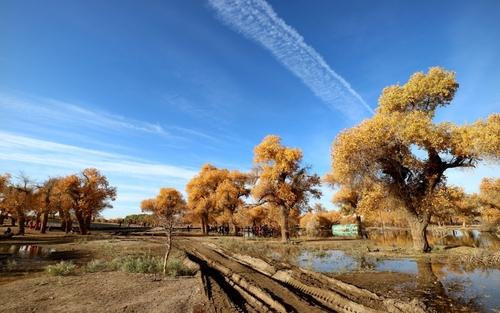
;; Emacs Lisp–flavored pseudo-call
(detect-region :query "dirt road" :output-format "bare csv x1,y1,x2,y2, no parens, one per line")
178,238,426,313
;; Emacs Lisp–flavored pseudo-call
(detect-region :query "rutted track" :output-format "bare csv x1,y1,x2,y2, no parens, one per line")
178,238,426,313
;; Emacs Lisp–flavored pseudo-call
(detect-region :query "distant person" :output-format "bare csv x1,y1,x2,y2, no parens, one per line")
4,227,12,235
187,225,191,232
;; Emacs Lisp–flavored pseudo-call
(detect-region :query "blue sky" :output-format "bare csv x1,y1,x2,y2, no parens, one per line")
1,0,499,218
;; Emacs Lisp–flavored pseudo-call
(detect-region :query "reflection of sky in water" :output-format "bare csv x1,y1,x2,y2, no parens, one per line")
295,250,500,312
442,268,500,311
296,250,358,272
375,259,418,274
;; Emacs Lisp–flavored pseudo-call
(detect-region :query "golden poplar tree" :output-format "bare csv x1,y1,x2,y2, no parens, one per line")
141,188,186,274
252,135,321,242
327,67,499,252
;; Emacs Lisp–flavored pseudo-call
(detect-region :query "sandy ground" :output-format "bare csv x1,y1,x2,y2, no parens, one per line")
0,272,207,313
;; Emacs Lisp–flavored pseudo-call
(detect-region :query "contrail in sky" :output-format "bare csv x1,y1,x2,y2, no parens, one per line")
208,0,374,118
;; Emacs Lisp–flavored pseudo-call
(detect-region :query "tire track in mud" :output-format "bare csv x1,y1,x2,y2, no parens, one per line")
183,240,328,313
178,238,427,313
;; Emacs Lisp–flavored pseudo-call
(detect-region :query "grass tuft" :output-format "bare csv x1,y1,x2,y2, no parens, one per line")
45,261,76,276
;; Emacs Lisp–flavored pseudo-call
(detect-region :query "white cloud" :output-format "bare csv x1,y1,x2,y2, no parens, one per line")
208,0,374,119
0,131,197,180
0,93,170,136
0,131,199,218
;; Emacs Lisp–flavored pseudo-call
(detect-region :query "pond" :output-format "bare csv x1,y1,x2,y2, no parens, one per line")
295,249,500,312
368,228,499,249
0,245,55,259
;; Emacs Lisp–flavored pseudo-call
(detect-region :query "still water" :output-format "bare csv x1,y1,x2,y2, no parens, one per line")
293,229,500,312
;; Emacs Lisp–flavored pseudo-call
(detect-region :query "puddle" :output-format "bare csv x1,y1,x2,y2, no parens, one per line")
0,245,55,259
295,249,500,312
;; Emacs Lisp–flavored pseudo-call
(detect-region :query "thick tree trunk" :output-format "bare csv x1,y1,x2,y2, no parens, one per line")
40,211,49,234
75,211,87,235
163,223,173,275
59,210,66,230
85,213,92,232
280,206,290,242
407,213,431,252
16,209,25,235
200,217,206,235
65,218,72,233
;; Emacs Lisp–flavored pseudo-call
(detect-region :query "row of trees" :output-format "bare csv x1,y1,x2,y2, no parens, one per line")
146,67,498,252
0,168,116,235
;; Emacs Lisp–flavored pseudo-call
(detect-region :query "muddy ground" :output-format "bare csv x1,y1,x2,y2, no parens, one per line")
0,228,499,313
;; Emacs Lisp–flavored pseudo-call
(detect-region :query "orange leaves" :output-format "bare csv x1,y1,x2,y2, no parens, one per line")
328,67,498,228
378,67,458,115
252,135,321,239
253,135,302,180
141,188,186,221
185,164,249,226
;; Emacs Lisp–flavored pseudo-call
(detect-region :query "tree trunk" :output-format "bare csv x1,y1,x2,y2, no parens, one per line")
85,213,92,232
200,217,206,235
40,211,49,234
16,209,25,235
75,210,87,235
65,217,72,233
407,213,431,252
163,222,173,275
59,210,66,230
280,206,290,242
0,213,5,225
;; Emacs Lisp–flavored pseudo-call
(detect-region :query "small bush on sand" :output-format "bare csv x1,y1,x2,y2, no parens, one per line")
86,259,109,272
5,259,17,271
165,258,196,276
45,261,76,276
84,255,195,276
115,255,162,273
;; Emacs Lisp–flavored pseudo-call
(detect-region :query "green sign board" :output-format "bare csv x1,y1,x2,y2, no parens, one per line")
331,224,359,237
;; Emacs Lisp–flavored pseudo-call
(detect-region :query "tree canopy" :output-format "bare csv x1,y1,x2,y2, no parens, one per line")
327,67,499,251
252,135,321,241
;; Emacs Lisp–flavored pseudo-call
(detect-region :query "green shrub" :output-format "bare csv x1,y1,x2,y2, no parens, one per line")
116,255,162,273
85,259,109,272
45,261,76,276
166,258,196,276
5,259,17,271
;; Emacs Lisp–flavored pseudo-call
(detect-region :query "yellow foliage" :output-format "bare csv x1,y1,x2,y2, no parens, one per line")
252,135,321,240
328,67,499,224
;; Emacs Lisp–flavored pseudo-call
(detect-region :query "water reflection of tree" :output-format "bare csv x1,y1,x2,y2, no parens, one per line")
369,229,499,249
416,261,481,312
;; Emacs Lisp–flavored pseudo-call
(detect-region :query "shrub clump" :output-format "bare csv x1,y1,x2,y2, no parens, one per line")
85,259,109,273
115,255,162,273
84,255,196,276
45,261,76,276
5,259,17,271
165,258,196,276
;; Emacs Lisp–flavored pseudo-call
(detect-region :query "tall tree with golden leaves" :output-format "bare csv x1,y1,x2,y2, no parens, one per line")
215,170,250,234
327,67,499,252
478,177,500,225
36,177,60,234
331,186,361,215
141,188,186,274
2,174,36,235
63,169,116,235
252,135,321,242
186,164,227,234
